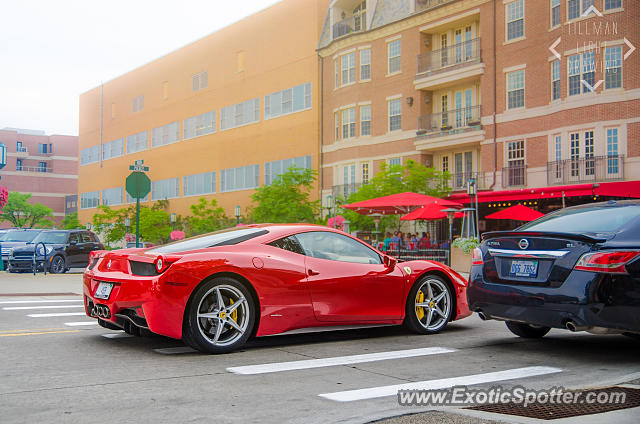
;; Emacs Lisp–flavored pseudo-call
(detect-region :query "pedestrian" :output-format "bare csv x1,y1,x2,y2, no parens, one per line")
390,231,401,251
418,232,430,249
383,232,392,252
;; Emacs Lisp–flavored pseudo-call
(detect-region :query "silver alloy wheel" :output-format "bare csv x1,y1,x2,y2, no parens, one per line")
196,284,249,347
414,278,451,331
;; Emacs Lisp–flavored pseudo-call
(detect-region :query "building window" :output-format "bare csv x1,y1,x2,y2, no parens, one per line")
607,128,619,174
183,171,216,196
341,53,355,85
220,164,260,192
441,95,449,127
360,49,371,80
568,0,593,20
334,60,339,89
361,163,369,185
605,0,622,10
507,70,525,109
80,145,100,165
126,130,149,154
16,141,25,153
551,0,561,27
102,187,123,206
584,130,595,176
38,162,47,172
551,60,561,100
570,132,580,177
183,111,216,140
388,40,401,74
38,143,51,154
506,0,524,41
102,138,123,161
80,191,99,209
131,95,144,113
388,157,401,166
264,82,312,120
507,140,525,186
264,156,311,185
554,134,562,179
151,177,180,200
342,107,356,139
388,98,402,131
162,81,169,100
126,192,149,204
442,156,449,172
16,158,22,171
568,52,595,95
220,98,260,130
360,105,371,136
192,71,208,92
605,46,622,89
334,111,340,141
151,121,180,148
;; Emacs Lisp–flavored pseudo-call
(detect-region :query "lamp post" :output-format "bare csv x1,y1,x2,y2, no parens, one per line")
235,205,241,225
86,222,92,231
124,217,130,234
326,195,333,227
441,208,459,245
370,213,382,245
467,177,479,239
170,213,176,230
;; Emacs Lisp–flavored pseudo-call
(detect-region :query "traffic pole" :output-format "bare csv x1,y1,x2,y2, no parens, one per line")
136,197,140,248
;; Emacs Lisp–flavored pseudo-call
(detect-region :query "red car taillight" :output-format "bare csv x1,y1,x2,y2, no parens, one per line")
574,251,640,274
471,248,483,266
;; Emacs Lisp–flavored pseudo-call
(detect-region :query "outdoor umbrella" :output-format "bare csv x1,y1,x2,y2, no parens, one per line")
400,201,464,221
485,204,544,221
342,192,461,216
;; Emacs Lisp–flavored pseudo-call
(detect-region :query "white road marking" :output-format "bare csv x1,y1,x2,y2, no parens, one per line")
101,332,133,339
65,321,99,327
27,312,87,318
4,305,84,310
227,347,457,375
153,347,197,355
0,299,81,304
318,366,563,402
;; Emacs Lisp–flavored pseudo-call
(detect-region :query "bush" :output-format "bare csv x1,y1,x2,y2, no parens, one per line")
451,237,479,254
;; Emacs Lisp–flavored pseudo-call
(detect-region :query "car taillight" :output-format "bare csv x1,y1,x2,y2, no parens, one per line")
574,251,640,274
472,248,484,266
87,250,106,270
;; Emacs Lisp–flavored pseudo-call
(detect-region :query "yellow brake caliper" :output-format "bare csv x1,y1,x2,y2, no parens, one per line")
416,290,425,320
229,298,238,323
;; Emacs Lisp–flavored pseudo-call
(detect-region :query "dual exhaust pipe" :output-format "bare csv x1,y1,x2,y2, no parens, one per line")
92,304,111,319
476,310,588,332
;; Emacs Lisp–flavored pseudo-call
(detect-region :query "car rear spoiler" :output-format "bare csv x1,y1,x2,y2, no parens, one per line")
481,231,608,244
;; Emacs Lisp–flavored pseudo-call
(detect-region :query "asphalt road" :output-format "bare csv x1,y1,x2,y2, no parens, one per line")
0,272,638,424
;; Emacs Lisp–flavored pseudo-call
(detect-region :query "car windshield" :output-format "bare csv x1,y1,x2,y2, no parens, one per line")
0,232,9,241
32,231,69,244
1,231,41,242
518,205,640,234
147,227,269,254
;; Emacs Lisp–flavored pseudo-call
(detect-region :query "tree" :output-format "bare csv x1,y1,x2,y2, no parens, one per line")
0,191,55,228
60,212,83,229
91,200,173,246
249,166,320,223
186,198,232,236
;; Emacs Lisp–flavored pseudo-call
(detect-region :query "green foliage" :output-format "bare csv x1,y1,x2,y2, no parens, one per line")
452,237,480,254
249,166,320,223
91,201,173,245
186,198,232,237
61,212,83,229
0,191,55,228
339,160,451,232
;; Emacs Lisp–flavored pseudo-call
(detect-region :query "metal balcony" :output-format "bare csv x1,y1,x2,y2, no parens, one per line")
447,171,489,191
332,12,366,39
417,105,481,139
17,165,53,173
502,165,527,187
415,0,460,13
547,156,625,185
417,38,481,77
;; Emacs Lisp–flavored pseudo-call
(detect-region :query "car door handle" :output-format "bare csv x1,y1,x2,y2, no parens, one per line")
307,269,320,276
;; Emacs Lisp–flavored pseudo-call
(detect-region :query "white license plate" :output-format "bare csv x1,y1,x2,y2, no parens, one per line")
94,282,114,300
509,260,538,277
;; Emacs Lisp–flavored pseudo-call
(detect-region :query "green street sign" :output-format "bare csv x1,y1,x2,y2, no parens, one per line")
126,171,151,199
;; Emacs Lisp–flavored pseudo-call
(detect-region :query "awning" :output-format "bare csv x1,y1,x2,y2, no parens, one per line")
342,192,461,215
446,180,640,204
485,204,545,221
400,201,464,221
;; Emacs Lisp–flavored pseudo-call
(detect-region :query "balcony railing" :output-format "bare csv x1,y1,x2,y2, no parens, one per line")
547,155,624,185
417,38,481,76
447,171,489,191
502,165,527,187
17,165,53,173
417,105,481,138
332,183,362,202
415,0,459,13
332,12,366,39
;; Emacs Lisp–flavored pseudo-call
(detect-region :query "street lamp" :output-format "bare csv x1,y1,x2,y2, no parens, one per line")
235,205,241,225
370,213,383,245
86,222,92,231
441,208,459,246
124,217,131,233
326,195,333,227
170,212,177,230
467,177,479,239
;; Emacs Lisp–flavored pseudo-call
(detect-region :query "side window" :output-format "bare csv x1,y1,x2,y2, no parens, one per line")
68,233,79,244
81,232,93,243
294,231,382,264
91,232,100,243
269,236,305,255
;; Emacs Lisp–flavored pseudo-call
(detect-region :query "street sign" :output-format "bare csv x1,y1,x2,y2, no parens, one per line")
126,171,151,199
129,165,150,171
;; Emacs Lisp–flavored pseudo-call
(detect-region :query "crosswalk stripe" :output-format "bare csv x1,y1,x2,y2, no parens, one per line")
27,312,86,318
318,366,562,402
4,305,84,310
65,321,99,327
227,347,457,375
0,299,81,304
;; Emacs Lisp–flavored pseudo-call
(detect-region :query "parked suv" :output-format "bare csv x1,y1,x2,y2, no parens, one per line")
0,229,44,269
8,230,105,273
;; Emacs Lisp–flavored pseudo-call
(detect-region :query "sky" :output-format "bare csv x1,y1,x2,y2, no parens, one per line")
0,0,282,136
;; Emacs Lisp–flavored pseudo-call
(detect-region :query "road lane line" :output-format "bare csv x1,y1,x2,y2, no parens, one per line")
0,330,81,337
318,366,563,402
4,305,84,310
227,347,457,375
154,347,197,354
0,299,81,304
65,321,99,326
27,312,87,318
102,332,134,339
0,328,68,333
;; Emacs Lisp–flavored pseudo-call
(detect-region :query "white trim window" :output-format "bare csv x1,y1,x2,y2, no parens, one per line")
506,0,524,41
334,111,340,142
605,46,623,89
388,99,402,131
334,59,339,89
507,70,525,109
568,0,593,20
551,0,561,28
360,49,371,80
131,95,144,113
388,157,402,166
151,121,180,148
551,60,561,100
605,0,622,10
341,53,356,85
568,51,595,95
151,177,180,200
360,105,371,136
183,171,216,196
584,130,595,176
126,192,149,204
570,132,580,177
183,111,216,140
102,138,123,161
80,145,100,165
442,156,449,173
264,156,311,185
506,140,525,186
101,187,123,206
342,107,356,139
80,191,99,209
126,130,149,154
607,128,620,174
361,162,369,185
265,82,312,120
220,98,260,130
220,164,260,192
387,40,401,74
192,71,208,92
553,134,562,179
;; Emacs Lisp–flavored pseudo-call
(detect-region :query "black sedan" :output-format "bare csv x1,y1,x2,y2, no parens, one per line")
467,200,640,339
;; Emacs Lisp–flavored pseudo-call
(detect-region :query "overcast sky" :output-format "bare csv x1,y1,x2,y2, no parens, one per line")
0,0,281,136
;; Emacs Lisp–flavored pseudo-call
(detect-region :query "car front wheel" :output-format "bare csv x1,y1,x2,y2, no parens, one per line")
50,256,67,274
506,321,551,338
183,277,255,354
403,275,453,334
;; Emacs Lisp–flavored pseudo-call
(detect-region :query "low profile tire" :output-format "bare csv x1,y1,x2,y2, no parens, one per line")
49,256,66,274
183,277,255,354
506,321,551,338
403,275,453,334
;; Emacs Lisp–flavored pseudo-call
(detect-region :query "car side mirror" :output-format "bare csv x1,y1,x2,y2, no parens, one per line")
383,254,397,270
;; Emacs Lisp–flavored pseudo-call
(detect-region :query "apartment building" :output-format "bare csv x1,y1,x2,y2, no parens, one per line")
318,0,639,215
78,0,329,224
0,128,78,227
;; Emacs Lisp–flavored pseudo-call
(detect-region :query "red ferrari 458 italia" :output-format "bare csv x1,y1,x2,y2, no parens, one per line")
84,224,471,353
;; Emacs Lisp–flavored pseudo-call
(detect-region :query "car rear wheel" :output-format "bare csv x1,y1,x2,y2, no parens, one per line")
506,321,551,338
183,277,255,354
403,275,453,334
50,256,66,274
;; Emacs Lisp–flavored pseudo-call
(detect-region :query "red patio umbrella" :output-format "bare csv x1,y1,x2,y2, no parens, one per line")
485,204,544,221
342,192,461,215
400,201,464,221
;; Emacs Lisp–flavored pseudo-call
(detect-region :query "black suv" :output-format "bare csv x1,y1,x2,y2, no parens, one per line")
8,230,105,273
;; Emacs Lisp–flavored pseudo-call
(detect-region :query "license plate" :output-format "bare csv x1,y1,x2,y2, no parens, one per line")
94,282,114,300
509,260,538,278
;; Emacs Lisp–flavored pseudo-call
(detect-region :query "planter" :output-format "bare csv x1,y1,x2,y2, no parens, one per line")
450,246,472,274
